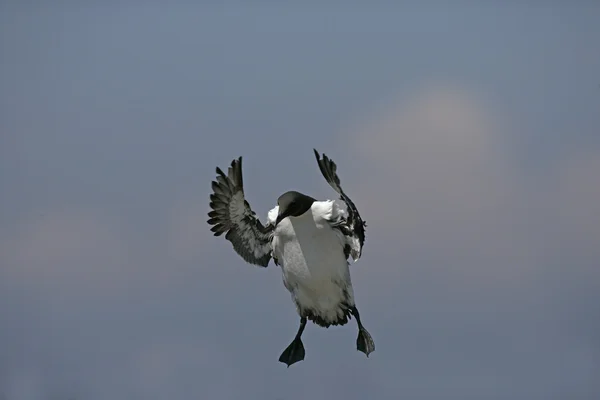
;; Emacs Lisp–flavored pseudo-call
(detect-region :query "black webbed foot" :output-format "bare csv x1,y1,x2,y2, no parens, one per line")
350,306,375,357
278,338,305,367
279,317,307,367
356,327,375,357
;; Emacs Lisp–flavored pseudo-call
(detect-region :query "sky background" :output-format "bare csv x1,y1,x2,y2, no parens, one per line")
1,3,600,400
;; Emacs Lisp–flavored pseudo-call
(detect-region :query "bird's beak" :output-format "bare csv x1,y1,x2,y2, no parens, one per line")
275,209,289,226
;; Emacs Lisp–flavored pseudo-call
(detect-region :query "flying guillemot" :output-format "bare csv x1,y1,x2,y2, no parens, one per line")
207,149,375,367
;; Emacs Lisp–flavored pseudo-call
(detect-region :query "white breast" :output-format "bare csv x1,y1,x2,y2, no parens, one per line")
269,201,355,322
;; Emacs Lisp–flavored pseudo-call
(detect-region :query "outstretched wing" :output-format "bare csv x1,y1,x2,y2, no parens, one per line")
313,149,366,261
207,157,274,267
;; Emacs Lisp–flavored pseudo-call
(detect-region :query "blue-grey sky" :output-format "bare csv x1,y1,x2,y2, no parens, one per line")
1,3,599,400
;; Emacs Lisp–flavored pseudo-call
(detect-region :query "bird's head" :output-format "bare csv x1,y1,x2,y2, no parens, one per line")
276,191,316,226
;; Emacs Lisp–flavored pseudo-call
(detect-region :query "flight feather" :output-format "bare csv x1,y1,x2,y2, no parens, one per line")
313,149,366,261
207,157,274,267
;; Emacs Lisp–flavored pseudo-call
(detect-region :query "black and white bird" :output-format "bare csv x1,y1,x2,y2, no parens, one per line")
207,149,375,367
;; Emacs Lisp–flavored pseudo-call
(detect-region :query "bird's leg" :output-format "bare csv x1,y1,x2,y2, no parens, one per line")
278,317,307,367
350,306,375,357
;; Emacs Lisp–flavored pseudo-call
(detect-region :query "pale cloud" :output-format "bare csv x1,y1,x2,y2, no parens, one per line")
349,84,510,229
345,83,600,291
352,84,496,163
0,209,128,295
0,207,194,299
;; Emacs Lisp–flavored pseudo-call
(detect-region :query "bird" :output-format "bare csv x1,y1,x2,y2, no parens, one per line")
207,149,375,367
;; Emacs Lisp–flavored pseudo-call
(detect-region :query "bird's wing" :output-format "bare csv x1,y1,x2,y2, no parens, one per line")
207,157,274,267
313,149,366,262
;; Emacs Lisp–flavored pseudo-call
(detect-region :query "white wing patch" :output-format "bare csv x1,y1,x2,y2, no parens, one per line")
267,206,279,226
313,150,366,262
312,200,361,262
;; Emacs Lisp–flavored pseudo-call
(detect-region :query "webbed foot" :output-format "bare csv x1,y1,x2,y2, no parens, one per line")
356,327,375,357
278,338,305,367
350,306,375,357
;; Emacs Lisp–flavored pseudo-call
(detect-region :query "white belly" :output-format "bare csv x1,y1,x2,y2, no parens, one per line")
272,211,355,325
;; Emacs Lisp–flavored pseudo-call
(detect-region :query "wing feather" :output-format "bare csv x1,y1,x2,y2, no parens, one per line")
313,149,366,261
207,157,274,267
